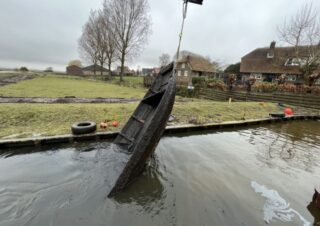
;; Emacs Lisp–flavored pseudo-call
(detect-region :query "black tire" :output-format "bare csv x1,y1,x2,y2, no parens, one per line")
71,121,97,135
269,113,285,118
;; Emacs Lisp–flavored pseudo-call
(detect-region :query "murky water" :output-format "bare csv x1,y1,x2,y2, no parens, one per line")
0,121,319,226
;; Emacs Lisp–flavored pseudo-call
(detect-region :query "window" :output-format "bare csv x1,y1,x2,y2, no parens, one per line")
177,70,181,76
251,73,262,79
287,75,297,81
285,58,307,66
267,53,274,59
184,71,188,77
181,63,185,69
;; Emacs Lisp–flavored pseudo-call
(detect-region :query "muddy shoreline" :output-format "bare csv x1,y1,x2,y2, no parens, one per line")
0,96,140,104
0,74,34,86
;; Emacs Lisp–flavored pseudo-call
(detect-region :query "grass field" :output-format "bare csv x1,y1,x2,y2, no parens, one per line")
0,76,146,98
48,74,145,88
0,100,281,139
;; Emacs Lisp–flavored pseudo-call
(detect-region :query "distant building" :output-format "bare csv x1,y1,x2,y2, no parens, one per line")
115,66,131,75
66,65,83,76
175,55,215,84
141,68,161,76
240,41,320,84
153,67,161,75
82,64,109,76
142,68,154,76
66,64,109,76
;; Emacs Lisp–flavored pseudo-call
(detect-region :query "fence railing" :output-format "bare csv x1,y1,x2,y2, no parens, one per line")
197,88,320,109
144,76,189,87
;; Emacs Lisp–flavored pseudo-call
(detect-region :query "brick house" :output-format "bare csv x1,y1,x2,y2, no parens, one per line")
176,55,215,84
66,64,109,76
240,41,320,84
66,65,83,76
82,65,109,75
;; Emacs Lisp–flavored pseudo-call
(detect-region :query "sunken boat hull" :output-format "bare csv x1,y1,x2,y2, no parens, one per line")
108,62,176,196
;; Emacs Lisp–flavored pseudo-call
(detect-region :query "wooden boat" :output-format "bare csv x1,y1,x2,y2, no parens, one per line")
108,62,176,197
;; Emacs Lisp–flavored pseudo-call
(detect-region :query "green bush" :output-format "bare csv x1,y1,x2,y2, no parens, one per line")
176,86,196,98
192,77,206,87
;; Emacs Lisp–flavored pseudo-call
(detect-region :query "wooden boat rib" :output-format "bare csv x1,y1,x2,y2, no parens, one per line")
108,62,176,197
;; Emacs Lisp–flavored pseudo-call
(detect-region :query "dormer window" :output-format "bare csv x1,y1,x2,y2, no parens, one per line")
285,58,307,66
267,53,274,59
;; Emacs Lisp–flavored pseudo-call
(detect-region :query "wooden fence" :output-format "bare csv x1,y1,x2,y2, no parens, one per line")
197,88,320,110
144,76,189,87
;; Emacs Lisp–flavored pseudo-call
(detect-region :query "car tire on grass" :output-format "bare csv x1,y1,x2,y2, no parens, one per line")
71,121,97,135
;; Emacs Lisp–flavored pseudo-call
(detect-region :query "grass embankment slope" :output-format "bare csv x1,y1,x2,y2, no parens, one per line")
0,100,280,139
0,73,305,140
0,76,146,99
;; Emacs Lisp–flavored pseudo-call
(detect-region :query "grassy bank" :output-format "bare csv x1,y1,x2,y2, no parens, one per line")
0,100,282,139
50,74,144,88
0,76,146,98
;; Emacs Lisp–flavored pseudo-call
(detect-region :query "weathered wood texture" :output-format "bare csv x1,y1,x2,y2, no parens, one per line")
109,63,176,196
197,88,320,109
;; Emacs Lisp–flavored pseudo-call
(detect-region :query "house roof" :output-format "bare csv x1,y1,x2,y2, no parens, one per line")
83,64,108,72
142,68,153,74
240,44,320,75
66,65,82,69
177,55,215,73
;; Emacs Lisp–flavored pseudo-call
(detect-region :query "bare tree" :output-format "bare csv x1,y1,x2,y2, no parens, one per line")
278,2,320,85
101,7,118,79
175,50,202,60
105,0,151,81
68,60,82,67
212,60,225,72
78,10,100,75
159,53,170,67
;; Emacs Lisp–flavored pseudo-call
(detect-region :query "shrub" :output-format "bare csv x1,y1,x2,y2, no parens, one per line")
176,85,196,97
253,82,278,93
192,77,206,87
207,79,226,91
20,67,28,72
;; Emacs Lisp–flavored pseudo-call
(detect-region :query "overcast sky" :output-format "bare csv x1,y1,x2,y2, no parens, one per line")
0,0,319,71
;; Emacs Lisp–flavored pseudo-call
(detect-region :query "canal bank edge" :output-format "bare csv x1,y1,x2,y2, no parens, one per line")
0,115,319,149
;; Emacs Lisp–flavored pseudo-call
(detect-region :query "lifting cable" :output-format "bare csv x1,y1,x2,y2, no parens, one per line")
176,0,188,60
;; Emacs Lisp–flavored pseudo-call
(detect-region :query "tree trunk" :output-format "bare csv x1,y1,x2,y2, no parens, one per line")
120,52,125,82
100,62,103,77
108,60,112,80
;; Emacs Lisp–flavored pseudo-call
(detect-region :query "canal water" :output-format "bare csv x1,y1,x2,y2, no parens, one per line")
0,121,319,226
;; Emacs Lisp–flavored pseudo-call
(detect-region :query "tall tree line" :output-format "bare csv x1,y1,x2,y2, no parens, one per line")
78,0,151,81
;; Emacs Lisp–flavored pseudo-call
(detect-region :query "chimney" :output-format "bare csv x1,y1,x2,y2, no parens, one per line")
267,41,276,59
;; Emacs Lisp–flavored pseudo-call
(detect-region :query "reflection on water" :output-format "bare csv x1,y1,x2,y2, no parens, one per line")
114,156,165,206
0,121,319,226
238,121,320,174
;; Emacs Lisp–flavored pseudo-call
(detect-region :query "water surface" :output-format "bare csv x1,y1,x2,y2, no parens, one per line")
0,121,319,226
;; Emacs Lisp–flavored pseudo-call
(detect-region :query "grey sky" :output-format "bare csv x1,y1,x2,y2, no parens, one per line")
0,0,319,71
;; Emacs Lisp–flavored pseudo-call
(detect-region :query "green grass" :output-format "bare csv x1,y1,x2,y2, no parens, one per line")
109,76,144,88
172,100,279,124
51,73,144,88
0,101,283,139
0,76,146,98
0,103,138,139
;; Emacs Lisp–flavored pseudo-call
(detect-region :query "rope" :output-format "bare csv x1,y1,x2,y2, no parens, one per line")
176,1,188,60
